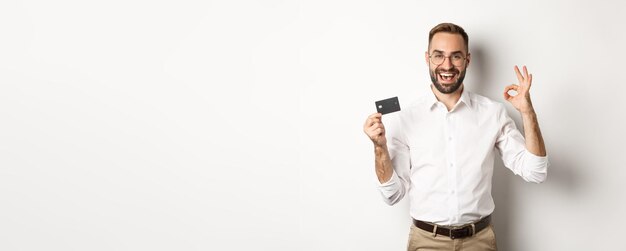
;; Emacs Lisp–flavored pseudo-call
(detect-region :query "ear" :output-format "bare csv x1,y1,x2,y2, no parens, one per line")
465,52,471,68
424,51,430,65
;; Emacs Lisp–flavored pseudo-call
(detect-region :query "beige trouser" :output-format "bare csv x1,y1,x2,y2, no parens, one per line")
407,223,497,251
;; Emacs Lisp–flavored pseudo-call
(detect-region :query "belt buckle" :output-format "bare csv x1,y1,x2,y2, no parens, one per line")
449,219,482,239
449,227,461,239
449,226,471,239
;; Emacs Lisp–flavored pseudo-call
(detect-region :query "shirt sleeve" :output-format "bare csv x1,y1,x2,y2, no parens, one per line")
495,105,549,183
377,114,412,205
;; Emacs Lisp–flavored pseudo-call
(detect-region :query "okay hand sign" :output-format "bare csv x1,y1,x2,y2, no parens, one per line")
504,65,535,113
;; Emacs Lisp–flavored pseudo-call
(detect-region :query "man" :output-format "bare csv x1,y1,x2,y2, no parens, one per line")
363,23,548,251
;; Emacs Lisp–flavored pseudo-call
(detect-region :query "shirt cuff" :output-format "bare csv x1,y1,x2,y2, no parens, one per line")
524,149,549,167
378,170,400,198
522,149,549,183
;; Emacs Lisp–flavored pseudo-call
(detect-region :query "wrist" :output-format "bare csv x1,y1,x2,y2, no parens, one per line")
520,108,536,117
374,144,388,154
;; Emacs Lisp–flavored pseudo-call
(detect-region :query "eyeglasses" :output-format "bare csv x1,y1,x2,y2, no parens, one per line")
429,52,467,66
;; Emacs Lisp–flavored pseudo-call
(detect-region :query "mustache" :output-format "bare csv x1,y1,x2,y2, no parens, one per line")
435,69,460,74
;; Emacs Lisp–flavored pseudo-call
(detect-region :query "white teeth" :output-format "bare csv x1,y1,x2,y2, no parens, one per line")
439,73,455,80
439,73,456,80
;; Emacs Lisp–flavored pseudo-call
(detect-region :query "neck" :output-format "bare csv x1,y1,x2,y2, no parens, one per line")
431,84,464,111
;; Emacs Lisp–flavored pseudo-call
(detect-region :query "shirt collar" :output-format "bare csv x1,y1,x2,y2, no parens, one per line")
459,88,473,109
427,85,473,111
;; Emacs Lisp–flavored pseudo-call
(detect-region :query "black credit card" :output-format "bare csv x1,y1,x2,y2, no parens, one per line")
375,96,401,115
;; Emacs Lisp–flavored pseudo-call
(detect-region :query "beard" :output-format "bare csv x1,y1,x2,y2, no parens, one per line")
429,66,467,94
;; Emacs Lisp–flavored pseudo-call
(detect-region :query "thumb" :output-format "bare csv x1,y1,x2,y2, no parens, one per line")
503,84,518,101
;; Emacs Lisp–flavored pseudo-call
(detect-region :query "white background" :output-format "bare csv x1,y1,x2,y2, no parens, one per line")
1,0,625,250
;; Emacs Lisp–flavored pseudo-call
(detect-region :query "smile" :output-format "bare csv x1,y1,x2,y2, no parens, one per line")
439,72,456,81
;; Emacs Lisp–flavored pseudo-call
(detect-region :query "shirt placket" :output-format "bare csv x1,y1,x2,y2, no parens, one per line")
445,111,460,224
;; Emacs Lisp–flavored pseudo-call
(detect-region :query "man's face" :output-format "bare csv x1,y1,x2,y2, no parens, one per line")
425,32,470,94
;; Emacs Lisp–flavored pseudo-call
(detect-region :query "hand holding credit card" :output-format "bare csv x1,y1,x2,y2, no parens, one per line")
375,97,401,115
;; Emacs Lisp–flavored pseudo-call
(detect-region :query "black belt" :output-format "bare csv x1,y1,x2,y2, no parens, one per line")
412,215,491,239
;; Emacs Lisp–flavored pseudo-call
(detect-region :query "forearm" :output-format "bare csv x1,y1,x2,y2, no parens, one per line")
375,145,394,183
521,109,547,157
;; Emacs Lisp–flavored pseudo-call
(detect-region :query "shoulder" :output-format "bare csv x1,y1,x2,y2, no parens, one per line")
468,91,498,106
404,93,433,113
467,91,506,112
465,91,513,125
384,94,430,130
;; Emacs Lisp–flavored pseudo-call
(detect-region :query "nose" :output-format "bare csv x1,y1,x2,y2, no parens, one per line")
440,56,454,69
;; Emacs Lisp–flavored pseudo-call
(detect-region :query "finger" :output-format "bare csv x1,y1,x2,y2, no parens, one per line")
514,65,524,83
370,118,381,127
367,126,383,137
365,114,382,126
367,122,384,132
504,84,519,92
521,66,531,90
366,114,380,125
367,122,378,130
521,68,533,91
367,122,377,130
519,73,532,94
503,84,518,100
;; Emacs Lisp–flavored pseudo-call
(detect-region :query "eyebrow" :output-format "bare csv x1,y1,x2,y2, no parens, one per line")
432,50,465,55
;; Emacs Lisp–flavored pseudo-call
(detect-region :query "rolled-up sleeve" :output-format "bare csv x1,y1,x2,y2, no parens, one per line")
377,115,412,205
378,170,402,203
495,105,549,183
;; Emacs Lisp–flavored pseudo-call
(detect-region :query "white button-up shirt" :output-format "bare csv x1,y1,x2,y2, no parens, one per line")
378,88,549,226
